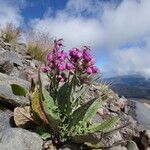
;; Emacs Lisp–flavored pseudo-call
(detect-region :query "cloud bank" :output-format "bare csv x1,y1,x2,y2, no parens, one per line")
1,0,150,78
0,0,26,27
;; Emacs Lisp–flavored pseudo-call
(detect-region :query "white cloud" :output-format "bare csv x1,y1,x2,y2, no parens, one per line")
0,0,25,27
104,44,150,78
1,0,150,78
29,0,150,77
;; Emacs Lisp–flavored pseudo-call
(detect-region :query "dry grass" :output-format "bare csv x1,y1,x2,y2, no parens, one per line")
26,31,53,61
0,23,21,44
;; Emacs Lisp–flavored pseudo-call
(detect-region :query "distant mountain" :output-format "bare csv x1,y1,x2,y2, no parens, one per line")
105,75,150,99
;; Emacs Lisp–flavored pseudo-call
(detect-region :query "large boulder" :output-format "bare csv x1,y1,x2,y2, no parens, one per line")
0,128,43,150
0,73,30,106
128,100,150,130
0,51,23,66
0,110,14,133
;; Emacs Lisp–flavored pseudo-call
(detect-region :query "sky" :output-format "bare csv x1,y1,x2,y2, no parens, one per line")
0,0,150,78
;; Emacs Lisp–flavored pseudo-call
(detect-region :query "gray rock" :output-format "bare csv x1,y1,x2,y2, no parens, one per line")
0,51,23,66
108,131,123,145
18,42,26,49
0,59,14,74
127,141,139,150
128,100,150,129
108,145,127,150
92,113,103,124
0,110,13,133
59,143,80,150
0,128,43,150
109,103,120,112
141,130,150,148
0,73,30,105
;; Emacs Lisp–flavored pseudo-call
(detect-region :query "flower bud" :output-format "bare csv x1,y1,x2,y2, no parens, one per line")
83,49,92,61
57,63,66,71
86,67,93,74
41,66,50,73
47,52,53,62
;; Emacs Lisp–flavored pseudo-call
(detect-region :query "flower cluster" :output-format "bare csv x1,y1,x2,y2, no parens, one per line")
42,39,99,82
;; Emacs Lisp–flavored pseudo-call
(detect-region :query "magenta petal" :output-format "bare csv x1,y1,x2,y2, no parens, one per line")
41,66,50,73
86,67,93,74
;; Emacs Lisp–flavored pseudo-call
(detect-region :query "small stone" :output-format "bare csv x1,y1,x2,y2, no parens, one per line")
97,107,110,116
108,145,127,150
141,130,150,148
0,60,14,74
109,103,120,112
92,113,103,123
59,143,80,150
127,141,139,150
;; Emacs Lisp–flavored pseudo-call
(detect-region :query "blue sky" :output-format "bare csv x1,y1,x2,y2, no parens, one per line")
0,0,150,78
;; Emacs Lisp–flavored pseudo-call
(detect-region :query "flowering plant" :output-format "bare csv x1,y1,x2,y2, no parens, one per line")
11,39,120,148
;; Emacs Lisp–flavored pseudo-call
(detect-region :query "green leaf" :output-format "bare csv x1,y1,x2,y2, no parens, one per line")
31,85,49,125
69,97,100,131
73,86,88,102
35,126,52,140
41,86,61,133
11,84,27,96
71,133,100,144
89,116,120,133
81,101,102,126
42,86,57,110
57,83,69,114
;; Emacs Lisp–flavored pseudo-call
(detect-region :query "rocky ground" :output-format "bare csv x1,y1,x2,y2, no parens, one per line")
0,39,150,150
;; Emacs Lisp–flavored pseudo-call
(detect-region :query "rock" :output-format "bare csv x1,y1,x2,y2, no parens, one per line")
59,143,80,150
0,73,30,106
101,131,123,147
0,128,43,150
127,141,139,150
141,130,150,148
0,59,14,74
128,100,150,129
2,42,15,51
92,113,103,123
117,97,127,109
17,42,27,49
108,131,123,145
108,145,127,150
0,51,23,66
0,110,14,133
109,103,120,112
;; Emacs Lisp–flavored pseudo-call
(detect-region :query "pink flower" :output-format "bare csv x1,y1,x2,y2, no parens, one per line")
89,58,96,65
66,63,75,70
83,49,92,61
54,59,61,66
57,74,64,82
57,63,66,71
47,52,53,62
54,39,63,51
58,51,68,61
91,66,99,73
86,67,93,74
76,51,82,59
69,48,78,56
69,48,82,59
41,66,50,73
